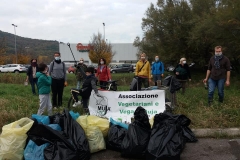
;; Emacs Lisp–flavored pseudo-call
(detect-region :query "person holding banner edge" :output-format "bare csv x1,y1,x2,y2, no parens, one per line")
135,53,152,90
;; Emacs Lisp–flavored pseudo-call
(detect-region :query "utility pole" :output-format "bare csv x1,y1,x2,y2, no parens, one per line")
12,24,18,63
103,23,105,40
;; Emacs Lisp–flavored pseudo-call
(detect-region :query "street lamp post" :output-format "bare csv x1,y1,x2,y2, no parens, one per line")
103,23,105,40
12,24,17,63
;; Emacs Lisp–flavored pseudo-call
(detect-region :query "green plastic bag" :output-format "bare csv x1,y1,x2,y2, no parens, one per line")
0,118,34,160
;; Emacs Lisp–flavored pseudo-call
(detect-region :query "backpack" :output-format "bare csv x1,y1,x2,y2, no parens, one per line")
49,61,65,74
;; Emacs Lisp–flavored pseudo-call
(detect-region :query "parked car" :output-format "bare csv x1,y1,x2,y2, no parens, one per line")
0,64,27,73
110,64,134,73
67,65,76,73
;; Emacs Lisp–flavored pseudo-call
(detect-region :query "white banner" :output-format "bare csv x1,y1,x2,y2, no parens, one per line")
89,90,165,123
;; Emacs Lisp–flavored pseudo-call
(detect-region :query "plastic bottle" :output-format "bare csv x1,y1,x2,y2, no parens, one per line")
204,82,208,89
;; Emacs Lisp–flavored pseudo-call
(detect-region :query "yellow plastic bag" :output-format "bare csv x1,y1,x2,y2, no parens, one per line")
76,116,106,153
76,115,88,130
86,115,109,137
86,126,106,153
0,118,34,160
150,116,154,128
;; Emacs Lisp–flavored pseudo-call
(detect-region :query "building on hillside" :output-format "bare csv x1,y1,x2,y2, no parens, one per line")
59,43,139,65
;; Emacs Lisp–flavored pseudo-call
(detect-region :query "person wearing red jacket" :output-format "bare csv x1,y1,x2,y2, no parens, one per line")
95,58,111,89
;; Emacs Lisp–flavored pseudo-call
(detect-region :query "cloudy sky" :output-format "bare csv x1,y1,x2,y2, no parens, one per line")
0,0,157,43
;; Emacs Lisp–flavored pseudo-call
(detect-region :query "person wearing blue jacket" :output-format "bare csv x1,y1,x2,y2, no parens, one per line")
36,63,52,116
151,56,164,86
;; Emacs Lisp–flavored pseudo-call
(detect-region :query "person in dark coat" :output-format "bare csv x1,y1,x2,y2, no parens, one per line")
75,58,87,89
173,57,191,94
71,67,102,114
26,59,39,95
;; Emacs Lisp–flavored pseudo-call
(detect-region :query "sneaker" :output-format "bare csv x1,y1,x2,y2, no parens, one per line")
73,101,81,107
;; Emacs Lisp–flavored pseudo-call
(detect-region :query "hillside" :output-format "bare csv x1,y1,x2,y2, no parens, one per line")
0,30,59,57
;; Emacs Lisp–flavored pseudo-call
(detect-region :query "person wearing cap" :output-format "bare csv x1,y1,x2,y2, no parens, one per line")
75,58,87,89
151,55,164,86
71,67,102,114
173,57,191,94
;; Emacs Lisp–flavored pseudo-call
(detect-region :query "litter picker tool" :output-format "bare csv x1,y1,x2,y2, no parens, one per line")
67,43,77,64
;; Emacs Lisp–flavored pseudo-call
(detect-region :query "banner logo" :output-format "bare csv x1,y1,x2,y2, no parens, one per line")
76,43,93,52
93,94,110,116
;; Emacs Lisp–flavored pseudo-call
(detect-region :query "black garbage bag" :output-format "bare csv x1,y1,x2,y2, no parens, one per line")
163,76,182,93
121,107,151,158
27,109,90,160
106,124,127,151
146,112,197,160
27,123,79,160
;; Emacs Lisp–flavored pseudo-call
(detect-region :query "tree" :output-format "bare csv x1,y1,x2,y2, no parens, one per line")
135,0,240,71
88,32,114,65
0,37,7,64
140,0,193,64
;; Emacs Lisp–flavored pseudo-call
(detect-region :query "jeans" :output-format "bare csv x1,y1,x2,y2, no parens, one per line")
30,78,38,94
71,89,88,108
153,74,162,86
208,78,225,102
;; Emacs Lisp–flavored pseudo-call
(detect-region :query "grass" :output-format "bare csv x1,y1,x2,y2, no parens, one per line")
0,71,240,133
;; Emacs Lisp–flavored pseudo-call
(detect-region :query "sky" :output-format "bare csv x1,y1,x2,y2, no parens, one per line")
0,0,157,43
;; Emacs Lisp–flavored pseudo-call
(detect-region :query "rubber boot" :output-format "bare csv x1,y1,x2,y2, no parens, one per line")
208,99,213,106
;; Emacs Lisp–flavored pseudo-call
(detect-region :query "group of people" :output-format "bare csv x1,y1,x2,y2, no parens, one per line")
26,45,231,116
26,52,68,116
26,54,112,115
134,53,191,94
135,46,231,106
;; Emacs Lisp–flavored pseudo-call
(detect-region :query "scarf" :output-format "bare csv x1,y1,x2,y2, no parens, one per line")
32,67,36,78
214,54,223,69
54,59,61,64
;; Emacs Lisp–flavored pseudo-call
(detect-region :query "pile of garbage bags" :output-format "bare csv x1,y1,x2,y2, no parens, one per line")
0,107,197,160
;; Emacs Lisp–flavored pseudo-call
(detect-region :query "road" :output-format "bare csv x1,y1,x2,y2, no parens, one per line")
90,138,240,160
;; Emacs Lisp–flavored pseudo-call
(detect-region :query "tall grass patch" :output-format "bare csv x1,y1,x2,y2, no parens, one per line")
0,71,240,133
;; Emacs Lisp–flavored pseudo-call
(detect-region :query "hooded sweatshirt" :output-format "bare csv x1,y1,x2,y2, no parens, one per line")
36,72,52,94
